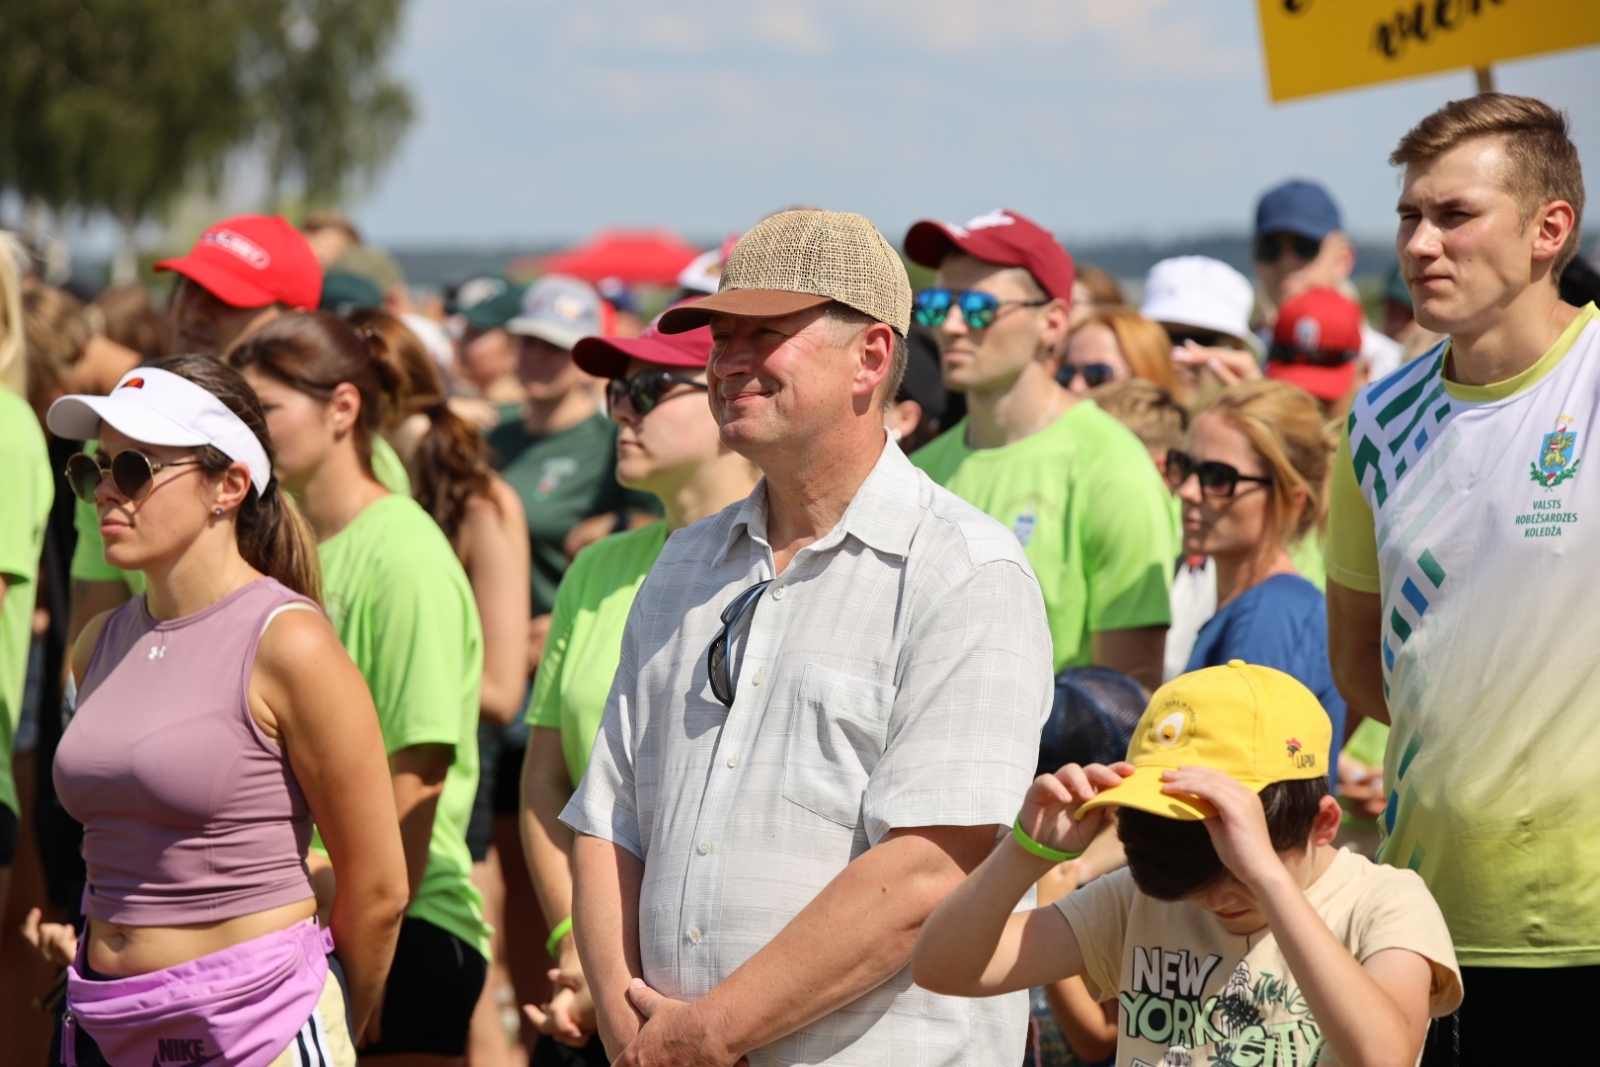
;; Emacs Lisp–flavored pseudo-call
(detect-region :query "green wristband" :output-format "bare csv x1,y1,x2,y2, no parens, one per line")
1012,818,1084,864
546,916,574,959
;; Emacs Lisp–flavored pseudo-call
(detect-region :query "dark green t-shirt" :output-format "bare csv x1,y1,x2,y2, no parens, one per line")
486,411,659,616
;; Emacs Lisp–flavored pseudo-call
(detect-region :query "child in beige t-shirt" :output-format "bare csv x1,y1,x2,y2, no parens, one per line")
912,662,1462,1067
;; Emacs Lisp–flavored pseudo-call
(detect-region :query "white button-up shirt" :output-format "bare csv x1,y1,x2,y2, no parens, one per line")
564,440,1054,1067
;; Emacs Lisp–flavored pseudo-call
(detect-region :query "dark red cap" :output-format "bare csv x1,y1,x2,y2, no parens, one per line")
903,208,1075,301
572,305,712,379
154,215,322,311
1265,287,1362,401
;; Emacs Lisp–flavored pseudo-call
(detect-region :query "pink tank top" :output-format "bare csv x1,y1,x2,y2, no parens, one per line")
55,578,319,926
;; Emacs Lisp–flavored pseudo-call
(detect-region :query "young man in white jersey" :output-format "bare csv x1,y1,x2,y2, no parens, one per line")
905,210,1173,691
1326,94,1595,1064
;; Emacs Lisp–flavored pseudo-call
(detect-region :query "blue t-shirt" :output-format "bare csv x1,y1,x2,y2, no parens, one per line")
1184,573,1345,786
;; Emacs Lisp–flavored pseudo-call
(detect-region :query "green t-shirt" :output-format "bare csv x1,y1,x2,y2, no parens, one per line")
0,389,53,819
318,493,490,958
526,521,667,785
486,411,659,616
912,401,1174,673
69,436,410,594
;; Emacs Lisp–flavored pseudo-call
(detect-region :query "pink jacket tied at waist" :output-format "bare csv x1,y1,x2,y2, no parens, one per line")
65,919,334,1067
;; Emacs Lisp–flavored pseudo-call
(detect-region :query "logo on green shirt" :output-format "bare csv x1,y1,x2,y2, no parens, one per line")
536,457,579,499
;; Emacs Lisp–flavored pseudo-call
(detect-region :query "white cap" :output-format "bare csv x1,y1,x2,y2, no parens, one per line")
1140,256,1261,353
47,367,273,495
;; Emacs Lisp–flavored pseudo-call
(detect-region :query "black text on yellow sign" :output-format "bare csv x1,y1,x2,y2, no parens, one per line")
1256,0,1600,102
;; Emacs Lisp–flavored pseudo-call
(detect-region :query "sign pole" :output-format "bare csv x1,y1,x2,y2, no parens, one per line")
1475,66,1496,94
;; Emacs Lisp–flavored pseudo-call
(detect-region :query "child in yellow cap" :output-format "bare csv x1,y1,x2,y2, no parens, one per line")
912,661,1462,1067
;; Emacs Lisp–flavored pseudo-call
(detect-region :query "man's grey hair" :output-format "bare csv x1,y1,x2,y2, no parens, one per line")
824,303,909,409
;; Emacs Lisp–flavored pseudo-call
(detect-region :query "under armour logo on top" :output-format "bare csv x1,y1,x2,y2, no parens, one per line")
148,645,166,660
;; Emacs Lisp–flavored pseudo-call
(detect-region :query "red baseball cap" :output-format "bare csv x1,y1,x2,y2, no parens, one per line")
572,305,712,379
154,215,322,311
903,208,1075,301
1265,287,1362,402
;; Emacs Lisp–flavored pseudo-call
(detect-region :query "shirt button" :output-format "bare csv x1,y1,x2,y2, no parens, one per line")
688,927,703,944
726,754,740,768
752,669,765,687
698,840,712,855
771,586,785,601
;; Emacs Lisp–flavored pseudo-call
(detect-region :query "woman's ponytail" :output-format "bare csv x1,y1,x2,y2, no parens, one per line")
154,355,325,604
344,308,497,543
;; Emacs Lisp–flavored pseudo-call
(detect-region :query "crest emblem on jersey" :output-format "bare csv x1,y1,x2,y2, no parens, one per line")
1011,507,1037,546
1530,414,1580,488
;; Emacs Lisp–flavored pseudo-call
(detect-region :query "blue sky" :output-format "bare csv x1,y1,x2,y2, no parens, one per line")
349,1,1600,247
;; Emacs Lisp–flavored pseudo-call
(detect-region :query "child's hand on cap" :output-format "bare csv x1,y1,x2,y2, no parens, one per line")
1160,767,1283,889
1019,762,1135,857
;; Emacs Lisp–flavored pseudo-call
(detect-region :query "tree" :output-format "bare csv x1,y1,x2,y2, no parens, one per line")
0,0,413,275
0,0,254,260
245,0,414,210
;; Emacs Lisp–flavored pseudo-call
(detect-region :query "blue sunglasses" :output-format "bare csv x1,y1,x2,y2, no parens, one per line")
912,288,1048,330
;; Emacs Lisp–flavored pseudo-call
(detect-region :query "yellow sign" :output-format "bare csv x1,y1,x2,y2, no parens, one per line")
1257,0,1600,102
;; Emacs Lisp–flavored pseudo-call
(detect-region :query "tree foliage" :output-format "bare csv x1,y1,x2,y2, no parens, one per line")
247,0,414,208
0,0,412,228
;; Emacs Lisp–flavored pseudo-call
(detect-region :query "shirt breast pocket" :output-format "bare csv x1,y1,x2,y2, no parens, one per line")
781,664,896,827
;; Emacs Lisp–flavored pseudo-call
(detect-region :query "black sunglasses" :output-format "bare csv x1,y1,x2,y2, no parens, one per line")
1165,449,1272,498
1253,232,1323,265
1167,329,1228,349
707,579,772,707
65,449,203,504
1267,341,1357,368
606,370,709,415
1062,363,1119,390
912,288,1048,331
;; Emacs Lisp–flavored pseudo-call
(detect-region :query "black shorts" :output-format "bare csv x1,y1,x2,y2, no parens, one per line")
0,802,17,867
1423,964,1598,1065
364,916,487,1057
466,723,502,862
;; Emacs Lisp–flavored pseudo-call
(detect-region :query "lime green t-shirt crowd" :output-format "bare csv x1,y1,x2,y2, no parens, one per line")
0,388,54,822
319,492,492,960
911,400,1176,673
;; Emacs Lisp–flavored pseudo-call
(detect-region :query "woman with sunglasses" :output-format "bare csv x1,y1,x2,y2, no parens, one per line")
227,312,492,1066
518,314,757,1058
1060,307,1179,397
43,357,408,1067
1169,380,1345,782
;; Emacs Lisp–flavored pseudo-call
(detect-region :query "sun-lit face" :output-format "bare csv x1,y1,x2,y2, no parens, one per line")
1063,321,1131,396
1396,137,1552,338
1254,231,1352,308
517,335,594,402
169,277,277,359
931,254,1058,395
1177,411,1273,561
610,358,723,495
706,306,859,457
92,426,215,572
460,326,518,390
242,367,343,494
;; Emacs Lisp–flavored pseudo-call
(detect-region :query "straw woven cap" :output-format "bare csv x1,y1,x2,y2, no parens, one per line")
658,210,911,336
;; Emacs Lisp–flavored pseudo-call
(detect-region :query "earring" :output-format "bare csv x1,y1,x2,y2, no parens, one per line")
214,507,224,516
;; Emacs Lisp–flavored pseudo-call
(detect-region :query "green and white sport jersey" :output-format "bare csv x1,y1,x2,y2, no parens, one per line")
1326,302,1600,967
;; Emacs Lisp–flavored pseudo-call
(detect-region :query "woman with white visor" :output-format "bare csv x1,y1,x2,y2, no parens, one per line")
40,356,408,1067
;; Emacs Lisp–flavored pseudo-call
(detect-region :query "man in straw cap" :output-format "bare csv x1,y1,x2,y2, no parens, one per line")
560,209,1054,1066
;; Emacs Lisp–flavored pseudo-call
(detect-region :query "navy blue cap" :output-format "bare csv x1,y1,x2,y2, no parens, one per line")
1255,180,1342,241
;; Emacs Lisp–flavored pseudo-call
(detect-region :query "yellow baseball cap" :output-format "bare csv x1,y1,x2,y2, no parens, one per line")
1076,660,1332,821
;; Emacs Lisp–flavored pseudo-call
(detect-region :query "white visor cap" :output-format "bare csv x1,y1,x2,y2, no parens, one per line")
47,367,273,495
